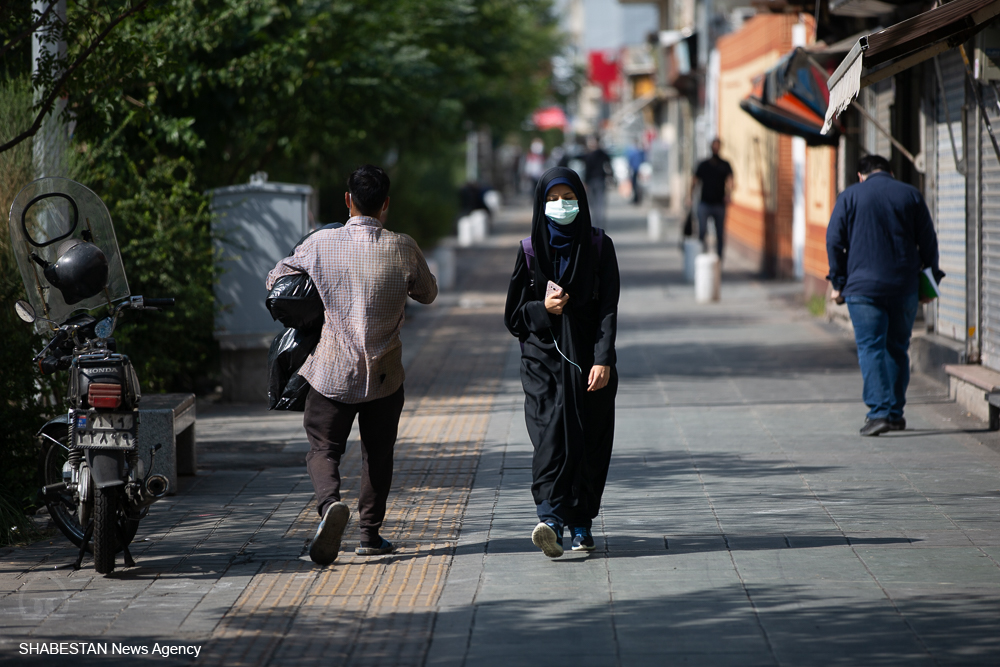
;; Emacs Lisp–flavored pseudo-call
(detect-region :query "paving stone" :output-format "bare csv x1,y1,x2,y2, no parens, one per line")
5,197,1000,666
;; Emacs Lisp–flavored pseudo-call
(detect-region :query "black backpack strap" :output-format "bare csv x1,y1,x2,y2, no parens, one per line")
521,237,536,291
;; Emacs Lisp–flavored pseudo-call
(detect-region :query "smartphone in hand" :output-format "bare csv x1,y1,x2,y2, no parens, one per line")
546,280,563,298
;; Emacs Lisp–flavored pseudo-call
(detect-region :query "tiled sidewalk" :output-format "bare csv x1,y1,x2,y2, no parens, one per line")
200,291,510,667
0,239,516,666
3,197,1000,666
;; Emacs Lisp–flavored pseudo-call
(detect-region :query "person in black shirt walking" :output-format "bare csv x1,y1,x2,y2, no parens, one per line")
687,138,734,259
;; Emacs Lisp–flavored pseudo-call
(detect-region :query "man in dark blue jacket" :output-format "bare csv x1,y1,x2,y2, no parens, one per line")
826,155,943,436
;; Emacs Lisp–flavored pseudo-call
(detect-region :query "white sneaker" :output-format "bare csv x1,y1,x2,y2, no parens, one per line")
531,521,564,558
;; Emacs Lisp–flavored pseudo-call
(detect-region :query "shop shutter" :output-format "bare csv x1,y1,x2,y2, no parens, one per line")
979,80,1000,369
934,51,967,341
861,79,894,156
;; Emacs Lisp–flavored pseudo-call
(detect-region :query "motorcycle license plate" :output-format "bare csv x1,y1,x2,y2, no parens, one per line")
74,411,137,449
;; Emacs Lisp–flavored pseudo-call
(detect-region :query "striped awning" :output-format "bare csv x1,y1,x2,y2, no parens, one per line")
823,0,1000,133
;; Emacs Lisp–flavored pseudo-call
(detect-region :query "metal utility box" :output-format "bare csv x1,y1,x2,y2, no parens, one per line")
210,178,313,402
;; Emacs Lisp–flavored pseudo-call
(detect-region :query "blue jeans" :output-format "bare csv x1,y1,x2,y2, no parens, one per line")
845,292,919,421
698,202,727,259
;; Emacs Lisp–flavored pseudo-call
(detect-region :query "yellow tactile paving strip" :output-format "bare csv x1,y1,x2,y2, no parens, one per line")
199,300,509,666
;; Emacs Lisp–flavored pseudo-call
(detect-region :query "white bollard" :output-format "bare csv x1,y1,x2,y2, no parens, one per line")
683,239,701,283
695,252,721,303
470,209,489,241
647,209,662,241
431,242,456,291
457,216,474,247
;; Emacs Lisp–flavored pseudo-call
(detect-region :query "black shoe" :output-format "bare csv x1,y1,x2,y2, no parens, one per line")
309,502,350,565
571,526,596,552
356,537,395,556
888,417,906,431
531,521,564,558
860,418,892,437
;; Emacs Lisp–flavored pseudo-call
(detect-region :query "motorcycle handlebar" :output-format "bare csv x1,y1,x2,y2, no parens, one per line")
33,328,70,362
50,329,69,348
39,354,72,375
141,298,175,309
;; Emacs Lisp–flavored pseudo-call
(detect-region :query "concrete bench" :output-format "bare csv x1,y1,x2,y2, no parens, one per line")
137,393,196,494
943,364,1000,430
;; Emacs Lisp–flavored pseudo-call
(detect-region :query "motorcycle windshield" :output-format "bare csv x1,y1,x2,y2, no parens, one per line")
8,178,129,331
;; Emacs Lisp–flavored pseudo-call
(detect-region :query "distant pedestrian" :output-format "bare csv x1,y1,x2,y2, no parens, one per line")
266,165,438,564
687,138,733,259
826,155,943,436
583,136,613,226
524,138,546,193
626,144,645,205
504,167,620,558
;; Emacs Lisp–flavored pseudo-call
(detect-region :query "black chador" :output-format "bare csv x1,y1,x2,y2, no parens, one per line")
504,167,620,557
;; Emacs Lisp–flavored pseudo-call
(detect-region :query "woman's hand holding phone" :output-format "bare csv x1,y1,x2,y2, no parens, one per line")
544,280,569,315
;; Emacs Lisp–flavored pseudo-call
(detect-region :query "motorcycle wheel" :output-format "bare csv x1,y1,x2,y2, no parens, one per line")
39,426,140,559
93,486,117,574
39,424,88,548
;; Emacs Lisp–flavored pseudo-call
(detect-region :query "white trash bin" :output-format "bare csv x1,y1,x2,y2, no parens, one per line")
683,239,702,283
469,209,489,241
431,241,456,291
647,209,662,241
695,252,721,303
457,216,474,246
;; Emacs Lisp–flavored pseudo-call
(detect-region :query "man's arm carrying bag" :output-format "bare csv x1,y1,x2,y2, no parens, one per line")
266,272,324,331
265,221,343,330
264,222,342,410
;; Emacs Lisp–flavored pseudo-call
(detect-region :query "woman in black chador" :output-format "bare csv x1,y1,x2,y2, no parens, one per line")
504,166,620,558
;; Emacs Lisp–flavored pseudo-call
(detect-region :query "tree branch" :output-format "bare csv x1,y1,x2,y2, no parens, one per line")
0,0,151,156
0,0,60,62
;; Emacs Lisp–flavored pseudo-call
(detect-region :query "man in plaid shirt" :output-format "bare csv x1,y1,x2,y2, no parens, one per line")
266,165,437,565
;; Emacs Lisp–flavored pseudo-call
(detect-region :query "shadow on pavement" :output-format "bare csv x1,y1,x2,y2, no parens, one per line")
476,533,914,557
184,584,1000,666
879,428,995,438
10,584,999,666
499,450,844,481
661,534,915,552
622,342,861,378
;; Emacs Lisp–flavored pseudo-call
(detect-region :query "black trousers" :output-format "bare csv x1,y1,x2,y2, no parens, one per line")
303,385,405,543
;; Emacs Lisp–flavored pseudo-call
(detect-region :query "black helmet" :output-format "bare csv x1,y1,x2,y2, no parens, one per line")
42,240,109,305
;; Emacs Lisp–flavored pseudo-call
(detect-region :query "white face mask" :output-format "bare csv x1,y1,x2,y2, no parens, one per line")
545,199,580,225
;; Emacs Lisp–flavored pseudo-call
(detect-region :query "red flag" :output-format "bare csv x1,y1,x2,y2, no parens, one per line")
588,50,621,101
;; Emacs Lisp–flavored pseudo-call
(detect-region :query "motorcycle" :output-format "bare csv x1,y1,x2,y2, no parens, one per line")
8,178,174,574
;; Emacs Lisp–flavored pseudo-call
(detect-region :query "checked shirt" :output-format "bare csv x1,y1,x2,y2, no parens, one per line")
266,216,437,403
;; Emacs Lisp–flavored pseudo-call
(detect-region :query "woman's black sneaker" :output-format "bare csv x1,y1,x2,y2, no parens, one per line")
531,521,564,558
888,417,906,431
571,526,596,551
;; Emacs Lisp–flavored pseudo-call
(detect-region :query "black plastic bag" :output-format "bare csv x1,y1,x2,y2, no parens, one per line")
265,221,343,330
682,209,694,237
277,373,312,411
266,273,324,330
267,326,321,411
266,222,344,410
